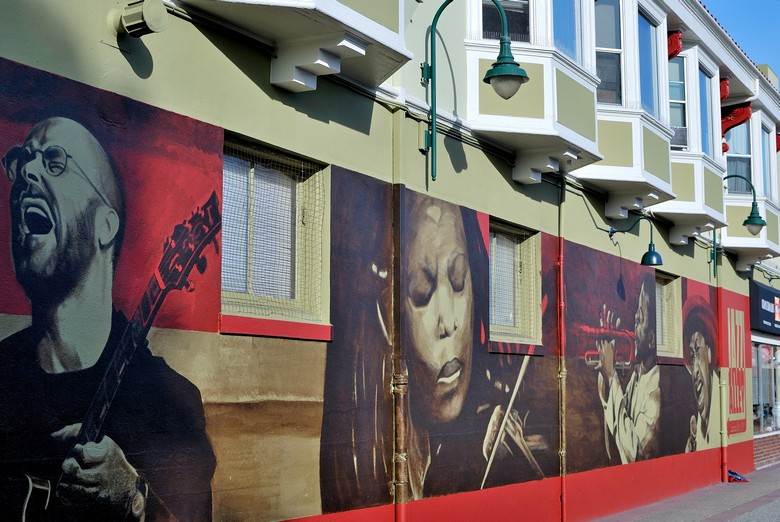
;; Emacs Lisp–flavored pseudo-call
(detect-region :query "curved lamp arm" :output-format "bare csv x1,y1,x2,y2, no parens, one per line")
722,174,766,235
608,214,654,239
420,0,525,182
609,215,663,266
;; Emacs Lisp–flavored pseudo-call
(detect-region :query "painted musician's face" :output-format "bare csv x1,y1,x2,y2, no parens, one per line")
404,200,473,426
7,120,105,300
689,331,712,419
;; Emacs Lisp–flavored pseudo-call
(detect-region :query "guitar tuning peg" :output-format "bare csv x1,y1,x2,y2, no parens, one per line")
196,256,207,274
184,279,195,293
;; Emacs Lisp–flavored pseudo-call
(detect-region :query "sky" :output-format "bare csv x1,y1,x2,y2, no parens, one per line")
701,0,780,78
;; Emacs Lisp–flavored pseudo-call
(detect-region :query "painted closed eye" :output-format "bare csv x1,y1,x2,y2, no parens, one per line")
448,253,467,292
409,268,436,307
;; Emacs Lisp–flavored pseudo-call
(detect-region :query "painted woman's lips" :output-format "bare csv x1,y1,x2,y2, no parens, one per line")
437,358,463,385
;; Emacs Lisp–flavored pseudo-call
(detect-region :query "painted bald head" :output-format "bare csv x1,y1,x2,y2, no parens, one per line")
7,117,125,301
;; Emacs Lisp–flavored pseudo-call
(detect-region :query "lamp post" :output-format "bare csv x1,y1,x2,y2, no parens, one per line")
609,215,663,266
420,0,529,182
723,174,767,236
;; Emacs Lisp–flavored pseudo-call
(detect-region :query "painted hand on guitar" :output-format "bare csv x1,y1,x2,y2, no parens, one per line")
52,423,142,519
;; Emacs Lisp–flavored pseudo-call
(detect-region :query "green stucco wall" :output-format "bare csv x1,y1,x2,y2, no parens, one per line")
339,0,398,32
555,69,596,141
643,127,671,183
479,60,544,118
597,120,633,167
704,167,724,213
671,162,695,202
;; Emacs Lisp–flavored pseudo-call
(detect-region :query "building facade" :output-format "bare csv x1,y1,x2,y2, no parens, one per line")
0,0,777,520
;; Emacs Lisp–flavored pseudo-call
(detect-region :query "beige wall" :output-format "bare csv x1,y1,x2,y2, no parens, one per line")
643,127,671,183
704,167,724,213
597,120,633,167
768,210,779,245
479,60,544,118
671,162,695,202
339,0,399,32
726,205,752,238
555,70,596,141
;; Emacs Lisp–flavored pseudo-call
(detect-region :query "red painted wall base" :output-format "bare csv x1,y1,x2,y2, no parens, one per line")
297,441,755,522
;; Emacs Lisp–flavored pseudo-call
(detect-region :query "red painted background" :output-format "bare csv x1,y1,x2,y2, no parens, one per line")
0,58,223,332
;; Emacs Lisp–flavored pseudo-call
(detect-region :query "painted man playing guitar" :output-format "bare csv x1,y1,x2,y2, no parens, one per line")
0,118,216,520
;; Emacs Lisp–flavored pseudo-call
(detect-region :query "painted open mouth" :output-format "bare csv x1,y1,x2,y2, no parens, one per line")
437,358,463,385
22,198,54,236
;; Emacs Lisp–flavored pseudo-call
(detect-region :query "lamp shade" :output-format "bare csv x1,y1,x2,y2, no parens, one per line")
484,62,529,99
641,242,663,266
743,201,766,236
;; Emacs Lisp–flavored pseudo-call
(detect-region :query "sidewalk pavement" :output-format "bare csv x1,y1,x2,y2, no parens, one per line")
597,463,780,522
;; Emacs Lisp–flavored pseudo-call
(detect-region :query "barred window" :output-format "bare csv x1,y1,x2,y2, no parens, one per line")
489,223,542,344
655,272,681,359
221,140,327,323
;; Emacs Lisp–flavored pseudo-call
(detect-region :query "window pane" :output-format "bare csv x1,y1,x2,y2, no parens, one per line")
554,0,579,62
727,157,752,193
763,127,773,198
222,154,250,293
638,11,658,117
670,102,686,128
251,166,296,299
482,0,530,42
490,232,517,327
668,56,685,83
596,51,622,104
699,69,712,157
595,0,621,49
726,122,750,155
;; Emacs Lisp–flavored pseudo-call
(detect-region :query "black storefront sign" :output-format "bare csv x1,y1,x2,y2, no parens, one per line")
750,280,780,336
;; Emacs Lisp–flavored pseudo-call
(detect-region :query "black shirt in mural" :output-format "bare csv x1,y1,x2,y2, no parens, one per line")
0,311,216,521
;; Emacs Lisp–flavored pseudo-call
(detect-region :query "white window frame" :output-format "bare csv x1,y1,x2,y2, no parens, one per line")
478,0,533,44
725,119,753,195
595,0,624,106
635,2,667,123
489,222,542,345
758,114,778,203
220,140,330,325
695,49,720,162
668,53,687,149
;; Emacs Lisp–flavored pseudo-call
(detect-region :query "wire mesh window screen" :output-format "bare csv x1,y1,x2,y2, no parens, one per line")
489,225,541,344
221,142,325,321
655,274,681,358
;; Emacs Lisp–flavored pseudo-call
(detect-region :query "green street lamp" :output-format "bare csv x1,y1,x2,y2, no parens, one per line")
609,215,663,267
723,174,767,236
420,0,529,182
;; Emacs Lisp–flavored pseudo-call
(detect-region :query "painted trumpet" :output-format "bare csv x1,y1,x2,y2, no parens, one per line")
571,323,636,370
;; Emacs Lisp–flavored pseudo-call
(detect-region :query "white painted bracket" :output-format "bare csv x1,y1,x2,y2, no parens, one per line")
511,155,561,185
737,255,764,272
271,33,367,92
605,194,643,220
669,225,702,246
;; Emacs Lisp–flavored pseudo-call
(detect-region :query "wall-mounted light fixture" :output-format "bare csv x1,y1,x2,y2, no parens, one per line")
109,0,169,38
723,174,766,236
420,0,529,182
609,215,663,267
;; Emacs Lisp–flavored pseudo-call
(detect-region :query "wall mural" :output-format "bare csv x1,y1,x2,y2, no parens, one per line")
0,58,221,520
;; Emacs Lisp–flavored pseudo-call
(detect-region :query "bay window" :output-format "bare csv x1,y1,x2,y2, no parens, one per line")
554,0,580,63
638,10,659,118
482,0,530,42
595,0,622,104
725,122,752,194
762,126,774,200
668,56,686,148
699,68,713,158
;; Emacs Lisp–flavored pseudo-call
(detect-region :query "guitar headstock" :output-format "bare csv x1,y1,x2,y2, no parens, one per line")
158,191,221,292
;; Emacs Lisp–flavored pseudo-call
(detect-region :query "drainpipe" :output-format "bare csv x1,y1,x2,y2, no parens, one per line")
557,176,568,521
715,231,729,482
